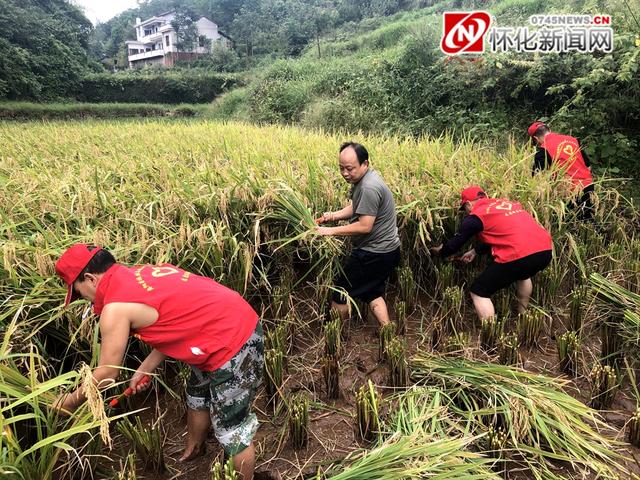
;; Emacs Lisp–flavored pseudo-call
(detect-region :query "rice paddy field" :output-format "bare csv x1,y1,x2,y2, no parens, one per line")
1,119,640,479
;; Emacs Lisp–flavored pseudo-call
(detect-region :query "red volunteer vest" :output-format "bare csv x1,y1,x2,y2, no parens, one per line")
93,264,259,371
471,198,552,263
542,132,593,191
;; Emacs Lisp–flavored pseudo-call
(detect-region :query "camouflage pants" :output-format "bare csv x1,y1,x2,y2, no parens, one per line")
186,321,264,456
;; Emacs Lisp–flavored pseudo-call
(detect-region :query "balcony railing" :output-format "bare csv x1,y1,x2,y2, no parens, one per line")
128,49,165,61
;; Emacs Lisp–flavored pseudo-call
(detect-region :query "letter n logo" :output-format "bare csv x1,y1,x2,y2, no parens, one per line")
441,11,492,55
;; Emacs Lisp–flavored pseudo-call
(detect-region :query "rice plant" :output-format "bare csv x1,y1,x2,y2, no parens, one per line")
211,459,223,480
434,262,456,292
498,332,519,366
397,266,417,309
289,392,309,449
410,353,623,478
321,433,497,479
485,424,508,474
116,453,137,480
270,284,289,319
265,321,289,356
265,348,284,406
395,299,407,335
378,322,396,362
557,331,581,376
224,457,238,480
589,363,619,410
117,416,166,473
516,310,547,348
324,316,342,357
323,355,340,400
601,321,624,371
1,117,638,480
494,291,512,319
355,380,380,443
441,331,470,355
627,408,640,447
480,316,504,353
440,286,463,332
569,286,587,332
386,337,409,388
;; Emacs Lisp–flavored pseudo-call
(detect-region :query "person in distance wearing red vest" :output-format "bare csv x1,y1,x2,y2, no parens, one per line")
528,121,595,220
431,187,553,320
54,244,263,480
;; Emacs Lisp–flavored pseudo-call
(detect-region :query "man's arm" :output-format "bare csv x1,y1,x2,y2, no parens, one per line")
57,304,131,413
317,215,375,236
129,349,167,394
316,204,353,224
436,215,483,258
532,148,552,175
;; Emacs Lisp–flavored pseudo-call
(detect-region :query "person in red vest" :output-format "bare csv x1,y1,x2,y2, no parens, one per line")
54,244,262,480
528,121,595,219
431,187,553,320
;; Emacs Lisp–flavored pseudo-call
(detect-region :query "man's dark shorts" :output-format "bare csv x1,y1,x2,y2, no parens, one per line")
332,247,401,304
470,250,552,298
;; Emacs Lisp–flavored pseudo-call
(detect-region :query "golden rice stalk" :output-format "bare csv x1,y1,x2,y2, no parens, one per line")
498,332,520,366
480,316,504,353
379,323,396,362
324,316,342,357
265,349,284,406
323,355,340,400
516,310,547,348
557,331,580,377
289,392,309,449
355,380,380,443
386,337,409,388
589,363,619,410
397,266,416,309
395,300,407,336
79,364,111,448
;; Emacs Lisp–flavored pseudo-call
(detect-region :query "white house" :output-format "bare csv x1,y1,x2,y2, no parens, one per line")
125,12,231,68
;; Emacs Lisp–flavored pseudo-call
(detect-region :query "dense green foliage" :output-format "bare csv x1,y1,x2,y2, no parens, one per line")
76,71,239,103
91,0,430,67
0,0,97,100
215,0,640,180
0,102,203,120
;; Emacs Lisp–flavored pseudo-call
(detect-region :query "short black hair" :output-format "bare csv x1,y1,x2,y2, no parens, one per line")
78,246,116,281
339,142,369,165
534,124,550,137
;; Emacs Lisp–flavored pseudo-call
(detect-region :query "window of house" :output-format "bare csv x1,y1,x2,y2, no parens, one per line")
198,36,205,47
165,35,170,47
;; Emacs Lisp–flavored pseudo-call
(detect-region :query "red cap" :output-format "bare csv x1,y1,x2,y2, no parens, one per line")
55,244,102,306
459,186,485,209
527,121,546,137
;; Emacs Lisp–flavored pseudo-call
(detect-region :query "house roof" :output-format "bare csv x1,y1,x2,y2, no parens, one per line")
138,12,174,27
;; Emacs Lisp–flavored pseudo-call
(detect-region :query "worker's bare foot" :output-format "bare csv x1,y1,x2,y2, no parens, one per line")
179,442,206,462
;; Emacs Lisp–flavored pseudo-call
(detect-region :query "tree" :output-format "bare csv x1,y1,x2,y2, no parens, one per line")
172,7,200,53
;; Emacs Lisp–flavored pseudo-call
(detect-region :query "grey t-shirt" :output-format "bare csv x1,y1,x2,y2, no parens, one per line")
349,169,401,253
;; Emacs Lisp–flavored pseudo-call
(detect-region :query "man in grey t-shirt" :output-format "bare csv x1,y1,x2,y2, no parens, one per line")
316,142,401,327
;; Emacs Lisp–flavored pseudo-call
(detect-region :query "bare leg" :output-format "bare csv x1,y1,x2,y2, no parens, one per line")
331,300,350,321
368,297,391,327
179,408,210,461
470,292,495,320
516,278,533,314
232,443,256,480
